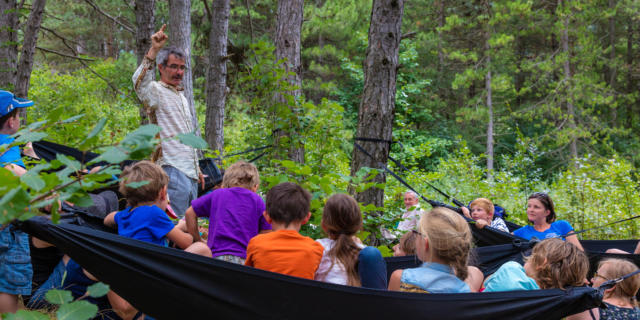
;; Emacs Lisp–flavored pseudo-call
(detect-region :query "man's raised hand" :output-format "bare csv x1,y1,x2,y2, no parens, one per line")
151,24,168,50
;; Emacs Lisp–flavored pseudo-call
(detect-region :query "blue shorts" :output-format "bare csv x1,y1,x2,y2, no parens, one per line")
163,165,198,218
0,226,32,295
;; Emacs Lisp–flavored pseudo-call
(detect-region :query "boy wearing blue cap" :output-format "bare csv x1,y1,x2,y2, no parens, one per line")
0,90,34,176
0,89,34,314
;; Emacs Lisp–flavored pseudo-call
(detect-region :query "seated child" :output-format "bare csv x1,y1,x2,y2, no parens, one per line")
461,198,508,232
104,161,211,256
185,161,271,264
484,238,588,292
388,207,474,293
0,90,34,314
245,182,324,280
314,194,387,289
590,258,640,319
393,231,418,257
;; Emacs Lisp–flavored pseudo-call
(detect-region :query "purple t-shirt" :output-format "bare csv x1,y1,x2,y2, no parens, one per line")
191,187,270,258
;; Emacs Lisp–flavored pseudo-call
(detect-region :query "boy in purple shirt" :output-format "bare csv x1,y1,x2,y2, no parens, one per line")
185,161,271,264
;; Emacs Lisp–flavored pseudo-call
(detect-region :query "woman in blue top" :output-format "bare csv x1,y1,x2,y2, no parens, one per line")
513,192,584,251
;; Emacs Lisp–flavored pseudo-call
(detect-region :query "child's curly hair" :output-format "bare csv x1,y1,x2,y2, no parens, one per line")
118,161,168,207
221,161,260,189
526,238,589,289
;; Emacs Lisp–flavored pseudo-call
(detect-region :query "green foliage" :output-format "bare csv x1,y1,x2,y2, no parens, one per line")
28,57,140,147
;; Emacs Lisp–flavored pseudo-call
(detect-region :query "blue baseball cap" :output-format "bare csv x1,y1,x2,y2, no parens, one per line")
0,90,34,117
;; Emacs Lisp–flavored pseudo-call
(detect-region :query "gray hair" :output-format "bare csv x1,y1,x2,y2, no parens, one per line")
156,46,186,68
404,190,418,198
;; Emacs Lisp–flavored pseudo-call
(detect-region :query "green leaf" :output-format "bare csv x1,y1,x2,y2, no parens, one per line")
2,309,50,320
126,180,150,188
56,300,98,320
93,146,128,164
45,289,74,305
87,282,110,298
20,173,46,191
67,193,94,207
300,166,312,175
14,131,47,144
176,132,208,149
79,118,107,149
61,114,85,123
57,154,82,172
0,187,30,225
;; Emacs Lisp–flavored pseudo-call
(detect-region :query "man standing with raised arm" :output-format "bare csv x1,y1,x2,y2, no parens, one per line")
133,24,204,217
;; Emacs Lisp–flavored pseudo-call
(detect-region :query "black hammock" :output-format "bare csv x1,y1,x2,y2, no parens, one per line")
19,219,603,320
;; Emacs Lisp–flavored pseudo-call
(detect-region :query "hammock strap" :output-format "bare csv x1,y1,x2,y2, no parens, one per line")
353,142,462,214
562,214,640,239
598,269,640,292
354,137,464,208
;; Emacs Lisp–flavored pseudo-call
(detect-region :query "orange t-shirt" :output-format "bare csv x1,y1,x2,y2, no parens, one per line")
245,230,324,279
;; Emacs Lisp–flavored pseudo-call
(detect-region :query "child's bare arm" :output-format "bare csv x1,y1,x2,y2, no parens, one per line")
388,269,403,291
565,234,584,251
4,163,26,176
635,241,640,255
184,207,201,242
461,206,471,219
475,219,488,229
107,290,138,320
166,226,194,250
104,211,117,228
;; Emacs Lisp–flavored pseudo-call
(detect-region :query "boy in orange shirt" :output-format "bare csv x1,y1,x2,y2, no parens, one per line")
245,182,323,279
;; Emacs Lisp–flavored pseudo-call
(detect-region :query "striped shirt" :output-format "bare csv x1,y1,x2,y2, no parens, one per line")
132,57,199,180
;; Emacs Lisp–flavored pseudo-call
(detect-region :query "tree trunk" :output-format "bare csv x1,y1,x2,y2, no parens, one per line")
349,0,404,214
485,42,494,179
205,0,230,154
436,0,444,72
0,0,18,89
135,0,155,65
169,0,199,134
134,0,156,125
14,0,46,100
274,0,304,163
608,0,617,126
559,0,578,162
626,16,634,129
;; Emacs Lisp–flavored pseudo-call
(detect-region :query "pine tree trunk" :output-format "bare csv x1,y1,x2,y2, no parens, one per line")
485,44,494,178
626,17,634,129
350,0,404,214
608,0,617,126
436,0,444,72
135,0,155,65
134,0,156,125
559,0,578,162
205,0,230,154
274,0,304,163
169,0,199,135
0,0,18,89
14,0,46,99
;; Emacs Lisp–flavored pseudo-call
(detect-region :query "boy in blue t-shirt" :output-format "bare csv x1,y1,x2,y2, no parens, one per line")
0,90,35,314
104,160,211,253
101,160,211,318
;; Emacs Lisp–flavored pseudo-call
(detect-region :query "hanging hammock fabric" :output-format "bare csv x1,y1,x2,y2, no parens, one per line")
19,218,603,320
